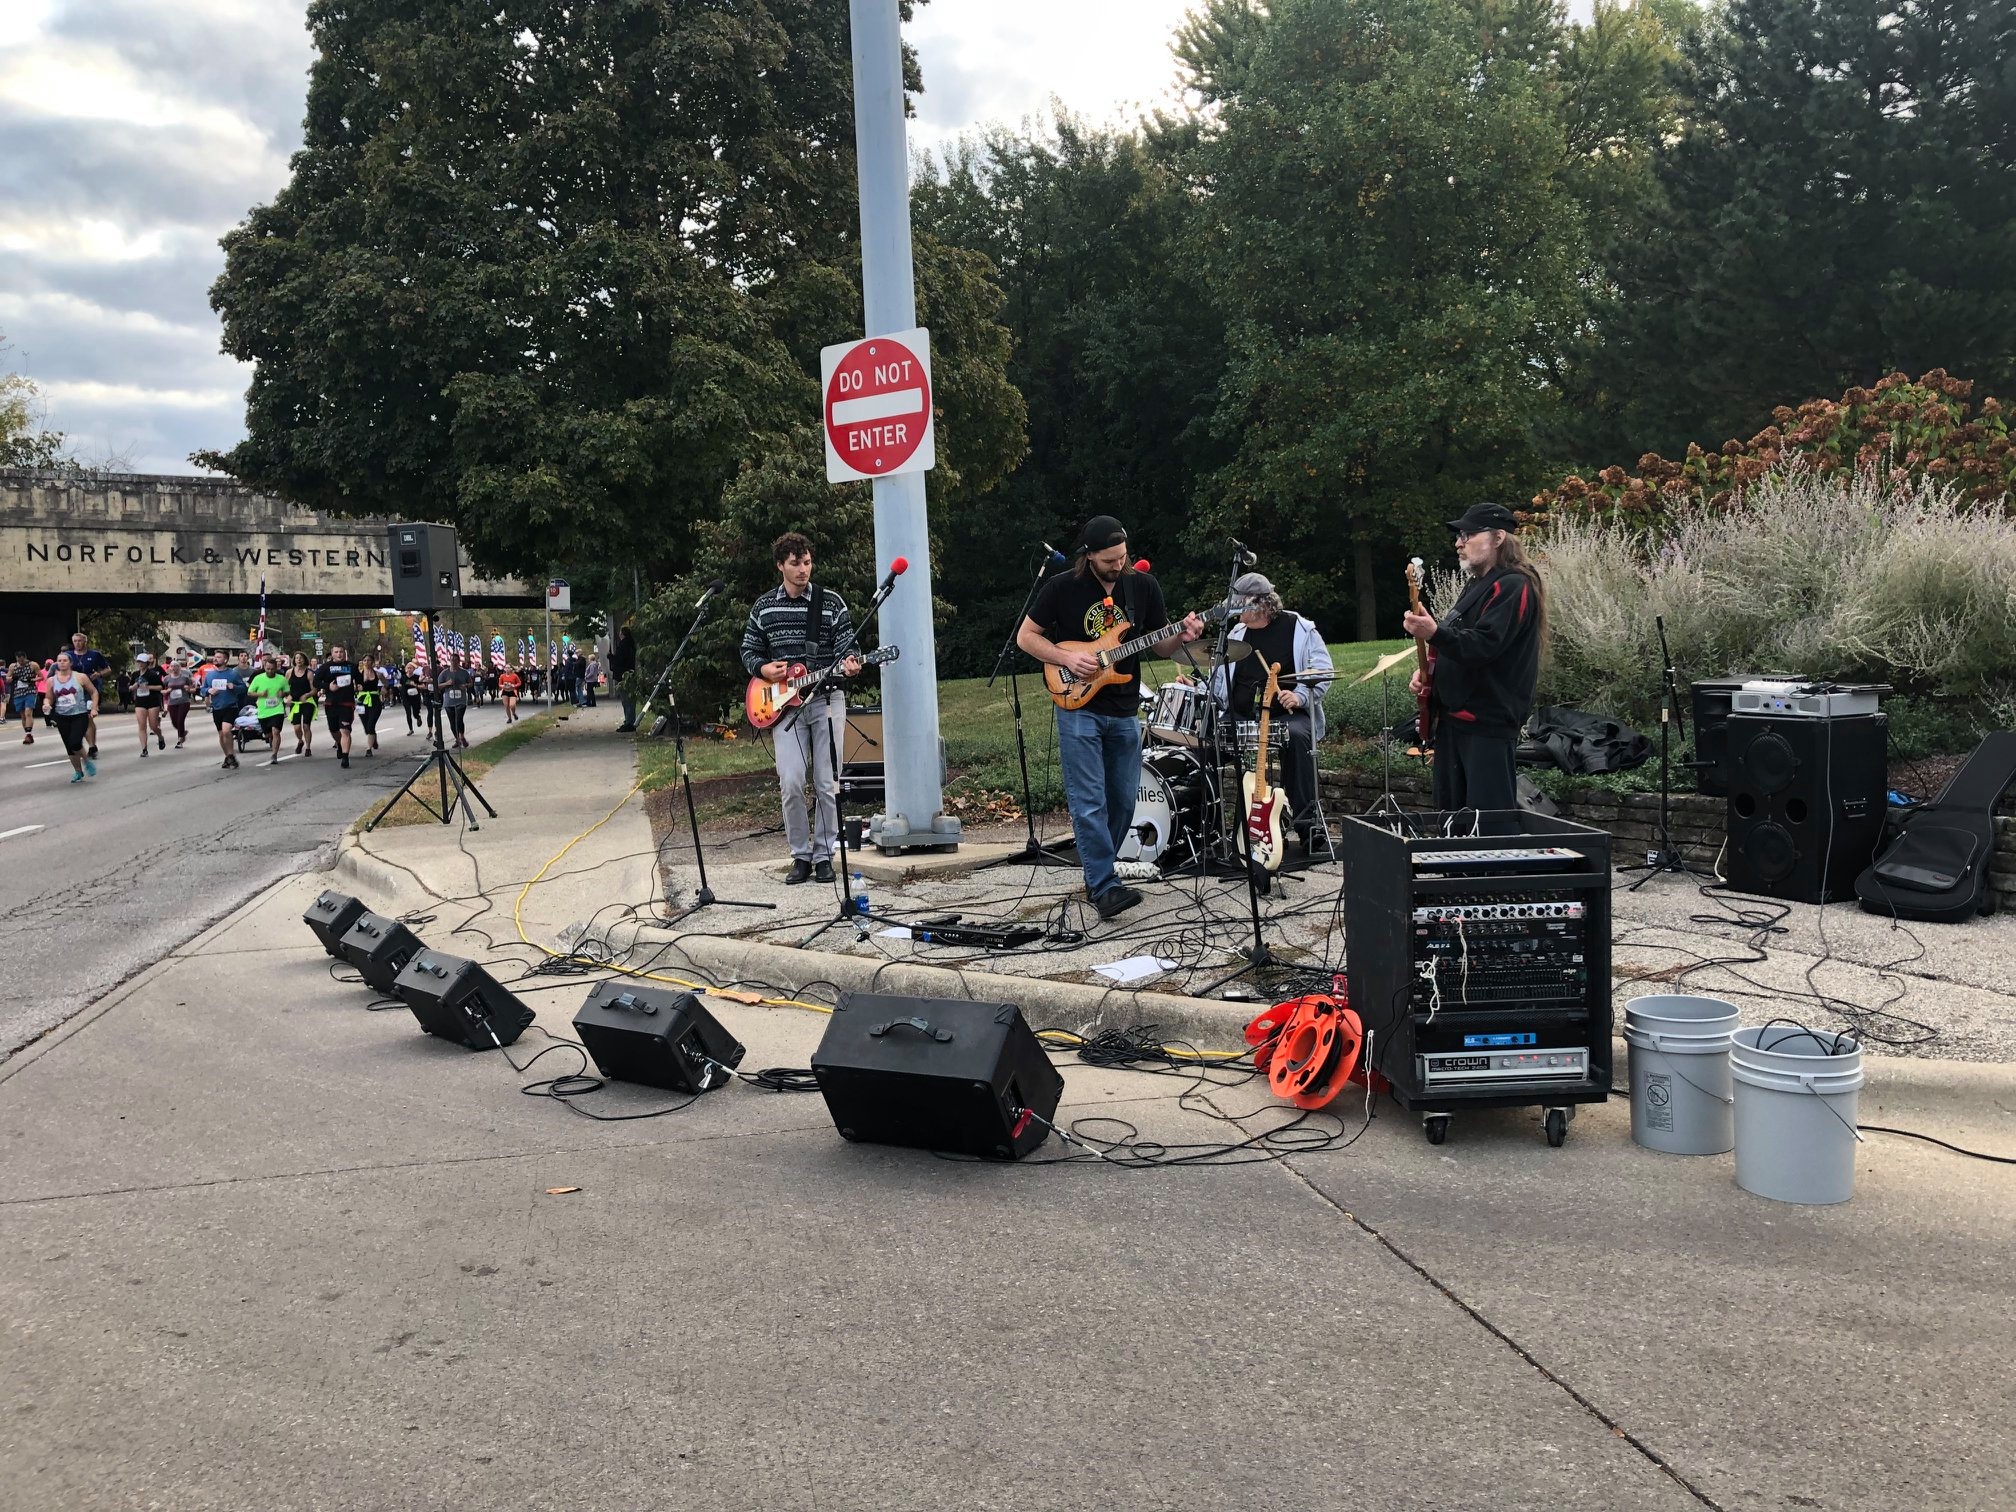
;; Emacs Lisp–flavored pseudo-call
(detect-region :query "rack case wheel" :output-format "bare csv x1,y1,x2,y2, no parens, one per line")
1544,1108,1569,1147
1424,1113,1450,1146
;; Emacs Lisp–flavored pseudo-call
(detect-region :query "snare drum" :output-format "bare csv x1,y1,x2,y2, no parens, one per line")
1146,681,1215,749
1117,746,1216,866
1233,718,1288,753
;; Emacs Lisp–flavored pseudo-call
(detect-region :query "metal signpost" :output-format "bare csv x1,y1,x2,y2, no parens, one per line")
845,0,957,852
545,578,569,705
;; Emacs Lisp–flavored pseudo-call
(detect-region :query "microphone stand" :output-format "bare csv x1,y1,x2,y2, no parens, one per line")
657,592,771,918
1624,614,1710,889
979,548,1077,871
794,569,905,948
1203,544,1275,995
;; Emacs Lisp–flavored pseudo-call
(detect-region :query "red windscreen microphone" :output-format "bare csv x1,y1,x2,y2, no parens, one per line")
1133,558,1150,573
891,556,909,575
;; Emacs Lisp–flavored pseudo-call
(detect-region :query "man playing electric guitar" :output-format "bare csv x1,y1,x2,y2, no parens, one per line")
1016,515,1203,919
1402,502,1545,820
741,533,863,885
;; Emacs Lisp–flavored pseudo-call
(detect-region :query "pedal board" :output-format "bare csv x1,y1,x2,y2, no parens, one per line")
914,923,1044,950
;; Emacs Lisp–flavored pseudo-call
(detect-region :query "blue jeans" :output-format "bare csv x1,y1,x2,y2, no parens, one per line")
1056,706,1142,897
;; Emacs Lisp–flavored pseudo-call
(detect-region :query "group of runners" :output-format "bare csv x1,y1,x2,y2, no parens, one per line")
7,634,534,783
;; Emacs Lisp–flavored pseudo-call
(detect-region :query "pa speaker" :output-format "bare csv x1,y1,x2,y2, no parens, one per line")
336,911,422,996
304,890,367,957
1725,714,1888,903
391,950,534,1050
811,993,1063,1160
572,982,744,1093
388,523,462,612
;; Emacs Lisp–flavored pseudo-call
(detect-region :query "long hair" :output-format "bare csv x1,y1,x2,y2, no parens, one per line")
1494,532,1549,653
1071,551,1137,583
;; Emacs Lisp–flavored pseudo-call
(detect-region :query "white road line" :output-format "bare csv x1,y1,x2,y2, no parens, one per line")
22,759,69,770
0,824,45,841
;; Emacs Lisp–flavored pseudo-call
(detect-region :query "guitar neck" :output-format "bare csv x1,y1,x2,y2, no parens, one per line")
1111,618,1194,662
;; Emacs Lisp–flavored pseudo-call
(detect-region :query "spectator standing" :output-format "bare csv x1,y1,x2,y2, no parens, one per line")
42,651,99,783
612,627,638,731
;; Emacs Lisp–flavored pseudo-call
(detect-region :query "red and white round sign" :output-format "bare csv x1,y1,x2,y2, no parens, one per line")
821,328,935,483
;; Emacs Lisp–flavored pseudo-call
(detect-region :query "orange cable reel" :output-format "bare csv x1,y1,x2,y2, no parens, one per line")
1262,992,1365,1110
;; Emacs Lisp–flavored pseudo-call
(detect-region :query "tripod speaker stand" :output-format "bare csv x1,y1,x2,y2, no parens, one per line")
366,609,496,832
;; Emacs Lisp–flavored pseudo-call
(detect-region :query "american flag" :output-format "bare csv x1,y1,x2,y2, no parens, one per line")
432,623,447,666
549,640,558,668
490,635,506,670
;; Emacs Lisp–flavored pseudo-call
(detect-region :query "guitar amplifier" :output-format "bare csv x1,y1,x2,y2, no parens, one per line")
811,993,1063,1160
336,911,422,995
303,890,368,956
571,982,744,1093
391,950,534,1050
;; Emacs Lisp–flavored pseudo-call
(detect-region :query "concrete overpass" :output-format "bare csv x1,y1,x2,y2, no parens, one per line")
1,469,536,652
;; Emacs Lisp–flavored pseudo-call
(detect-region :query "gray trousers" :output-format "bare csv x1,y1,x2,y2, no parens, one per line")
774,692,842,862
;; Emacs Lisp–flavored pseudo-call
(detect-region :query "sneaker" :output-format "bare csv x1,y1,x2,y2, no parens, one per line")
340,753,350,768
813,860,835,883
71,770,84,784
83,758,95,777
141,748,148,758
1094,884,1143,921
21,734,30,744
784,859,813,885
174,736,184,748
268,754,280,766
86,745,97,758
156,732,165,749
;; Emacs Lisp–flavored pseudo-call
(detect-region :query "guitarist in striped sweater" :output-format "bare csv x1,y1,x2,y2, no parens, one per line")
1017,515,1203,919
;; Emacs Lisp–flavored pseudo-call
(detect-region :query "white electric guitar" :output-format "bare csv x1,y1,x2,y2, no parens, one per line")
1242,661,1286,872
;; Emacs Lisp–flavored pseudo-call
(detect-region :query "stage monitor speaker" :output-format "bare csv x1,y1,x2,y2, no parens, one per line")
811,992,1063,1160
1725,713,1888,904
336,911,423,996
304,890,368,957
388,523,462,612
572,982,744,1093
391,950,534,1050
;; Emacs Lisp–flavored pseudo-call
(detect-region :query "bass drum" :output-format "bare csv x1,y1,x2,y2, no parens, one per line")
1117,746,1215,867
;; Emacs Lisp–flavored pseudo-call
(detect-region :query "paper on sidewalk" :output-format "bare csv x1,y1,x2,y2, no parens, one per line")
876,925,912,939
1092,955,1177,985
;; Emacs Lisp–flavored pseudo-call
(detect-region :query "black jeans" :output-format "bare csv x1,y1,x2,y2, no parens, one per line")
1432,723,1519,822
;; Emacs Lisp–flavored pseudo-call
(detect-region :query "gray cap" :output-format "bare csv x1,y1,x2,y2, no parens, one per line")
1232,571,1276,600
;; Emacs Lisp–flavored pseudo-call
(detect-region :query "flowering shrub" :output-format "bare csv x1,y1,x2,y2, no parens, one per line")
1530,371,2013,525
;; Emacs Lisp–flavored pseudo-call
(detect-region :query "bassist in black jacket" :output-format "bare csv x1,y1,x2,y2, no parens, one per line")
1404,503,1545,817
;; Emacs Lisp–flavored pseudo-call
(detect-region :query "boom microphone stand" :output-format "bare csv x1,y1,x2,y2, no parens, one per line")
1204,541,1275,994
650,582,771,917
796,559,909,948
1625,614,1709,889
367,609,497,832
980,544,1077,871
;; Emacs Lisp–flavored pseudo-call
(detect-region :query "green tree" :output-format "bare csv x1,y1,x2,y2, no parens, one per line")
1,340,65,470
1178,0,1585,638
203,0,908,583
1601,0,2016,455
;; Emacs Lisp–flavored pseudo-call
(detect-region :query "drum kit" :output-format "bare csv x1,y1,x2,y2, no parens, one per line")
1118,639,1287,871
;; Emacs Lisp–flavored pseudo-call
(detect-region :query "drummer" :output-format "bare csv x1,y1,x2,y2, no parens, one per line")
1201,571,1334,855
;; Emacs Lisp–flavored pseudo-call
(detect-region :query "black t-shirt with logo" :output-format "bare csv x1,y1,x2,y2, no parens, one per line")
1029,568,1170,718
316,660,359,709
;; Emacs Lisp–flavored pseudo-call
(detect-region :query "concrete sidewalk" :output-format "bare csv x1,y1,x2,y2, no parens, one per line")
4,707,2014,1510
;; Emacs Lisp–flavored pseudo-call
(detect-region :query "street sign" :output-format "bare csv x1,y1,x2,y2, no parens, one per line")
821,327,934,483
547,579,571,612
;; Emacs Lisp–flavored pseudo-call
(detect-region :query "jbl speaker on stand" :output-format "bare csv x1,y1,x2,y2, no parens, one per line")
391,950,534,1050
1725,713,1888,903
811,993,1063,1160
572,982,744,1093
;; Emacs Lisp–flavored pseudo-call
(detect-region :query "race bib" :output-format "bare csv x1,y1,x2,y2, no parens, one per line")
333,674,352,688
167,687,188,704
443,689,468,708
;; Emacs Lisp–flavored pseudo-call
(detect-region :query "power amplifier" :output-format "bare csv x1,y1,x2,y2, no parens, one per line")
1420,1047,1590,1086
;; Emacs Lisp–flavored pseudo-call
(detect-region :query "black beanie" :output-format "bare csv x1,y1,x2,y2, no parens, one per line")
1078,514,1128,552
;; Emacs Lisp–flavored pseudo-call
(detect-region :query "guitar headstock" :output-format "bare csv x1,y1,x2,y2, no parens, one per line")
1405,556,1427,611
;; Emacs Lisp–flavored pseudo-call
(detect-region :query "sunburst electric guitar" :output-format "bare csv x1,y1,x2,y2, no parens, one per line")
1241,660,1287,872
1042,599,1246,711
1405,557,1435,751
745,646,900,729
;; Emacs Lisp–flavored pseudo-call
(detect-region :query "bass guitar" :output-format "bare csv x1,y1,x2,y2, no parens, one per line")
745,646,901,729
1241,660,1286,872
1042,599,1246,711
1405,557,1435,750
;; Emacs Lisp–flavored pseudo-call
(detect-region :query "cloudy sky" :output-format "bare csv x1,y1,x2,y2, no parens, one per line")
0,0,1216,475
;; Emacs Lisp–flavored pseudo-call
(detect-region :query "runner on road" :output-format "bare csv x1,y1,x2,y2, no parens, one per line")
316,644,359,769
202,655,249,770
42,652,99,783
401,661,424,733
437,660,473,749
161,652,195,748
356,654,385,757
288,652,318,757
498,663,520,724
64,633,109,758
130,652,166,756
9,654,37,744
248,653,291,766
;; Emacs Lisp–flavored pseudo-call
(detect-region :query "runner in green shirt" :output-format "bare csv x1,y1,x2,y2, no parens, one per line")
248,654,292,767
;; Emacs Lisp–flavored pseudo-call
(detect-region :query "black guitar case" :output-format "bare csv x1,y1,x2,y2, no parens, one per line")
1854,731,2016,922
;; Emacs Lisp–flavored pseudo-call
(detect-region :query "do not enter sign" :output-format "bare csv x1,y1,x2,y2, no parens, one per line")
821,327,935,484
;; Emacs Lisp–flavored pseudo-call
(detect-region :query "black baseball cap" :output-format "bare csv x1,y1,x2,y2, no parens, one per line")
1078,514,1129,552
1445,502,1520,535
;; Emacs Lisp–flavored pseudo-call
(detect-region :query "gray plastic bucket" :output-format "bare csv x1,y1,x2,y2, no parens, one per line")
1730,1026,1864,1205
1624,995,1738,1155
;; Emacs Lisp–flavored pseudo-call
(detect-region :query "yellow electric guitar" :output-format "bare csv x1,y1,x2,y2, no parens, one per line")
1241,660,1286,872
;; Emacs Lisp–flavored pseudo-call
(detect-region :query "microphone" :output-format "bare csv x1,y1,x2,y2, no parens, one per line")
693,577,725,611
891,556,909,576
1231,539,1258,567
1040,542,1068,564
863,555,911,617
1133,558,1151,573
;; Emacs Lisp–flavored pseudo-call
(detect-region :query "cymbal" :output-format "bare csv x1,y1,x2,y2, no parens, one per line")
1167,639,1253,672
1354,648,1418,683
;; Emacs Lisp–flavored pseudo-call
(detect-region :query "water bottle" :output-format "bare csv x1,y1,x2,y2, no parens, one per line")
852,871,870,918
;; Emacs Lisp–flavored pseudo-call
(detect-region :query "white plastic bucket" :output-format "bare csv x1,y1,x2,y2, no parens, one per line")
1624,995,1738,1155
1730,1025,1863,1205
